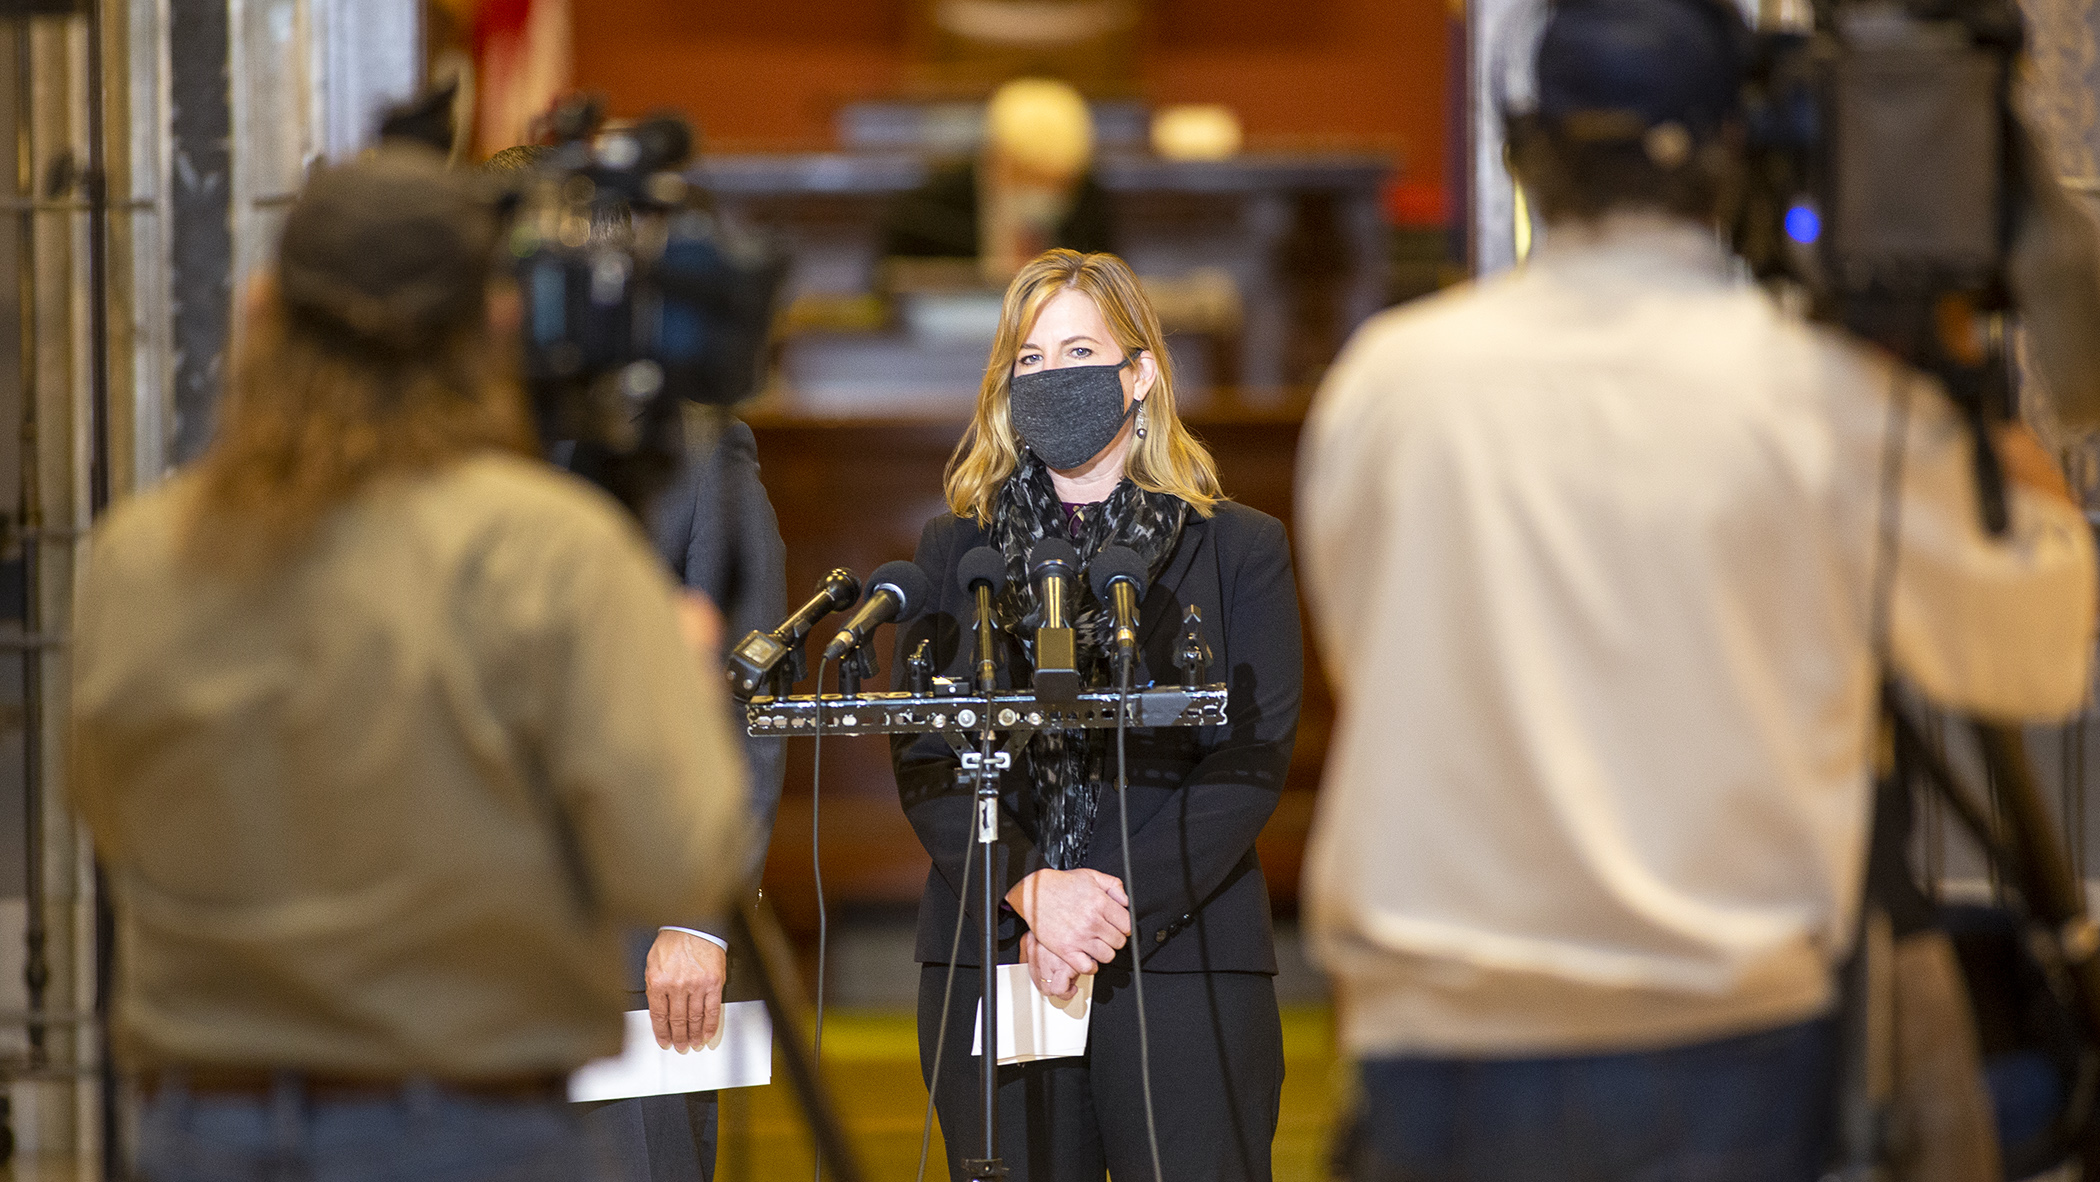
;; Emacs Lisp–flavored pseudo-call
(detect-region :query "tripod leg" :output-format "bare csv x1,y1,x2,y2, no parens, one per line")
727,898,868,1182
1973,721,2100,1182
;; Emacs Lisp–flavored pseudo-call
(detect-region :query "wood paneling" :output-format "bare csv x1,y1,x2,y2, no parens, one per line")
571,0,1451,189
746,412,1332,937
591,3,908,42
1153,0,1338,46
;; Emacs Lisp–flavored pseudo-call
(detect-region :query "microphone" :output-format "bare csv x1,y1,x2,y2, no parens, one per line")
725,568,861,697
1030,538,1079,627
958,547,1008,693
1028,538,1082,702
1089,545,1147,674
822,560,934,664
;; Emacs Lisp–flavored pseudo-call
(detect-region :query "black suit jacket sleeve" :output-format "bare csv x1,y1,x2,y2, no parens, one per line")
890,517,1043,948
650,412,788,889
1085,510,1301,959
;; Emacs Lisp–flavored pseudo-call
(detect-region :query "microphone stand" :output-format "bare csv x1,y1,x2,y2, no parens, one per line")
963,577,1008,1182
960,727,1009,1182
736,561,1225,1182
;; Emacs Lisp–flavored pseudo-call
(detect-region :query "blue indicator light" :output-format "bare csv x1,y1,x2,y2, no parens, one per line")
1784,204,1821,245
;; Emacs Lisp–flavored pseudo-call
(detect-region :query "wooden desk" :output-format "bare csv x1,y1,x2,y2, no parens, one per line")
698,151,1392,409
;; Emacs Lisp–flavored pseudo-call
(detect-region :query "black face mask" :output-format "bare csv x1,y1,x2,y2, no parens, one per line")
1008,356,1136,472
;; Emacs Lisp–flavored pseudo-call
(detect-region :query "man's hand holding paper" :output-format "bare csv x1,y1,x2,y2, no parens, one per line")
646,928,727,1052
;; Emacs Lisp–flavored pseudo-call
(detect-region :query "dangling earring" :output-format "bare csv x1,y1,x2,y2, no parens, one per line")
1135,400,1148,441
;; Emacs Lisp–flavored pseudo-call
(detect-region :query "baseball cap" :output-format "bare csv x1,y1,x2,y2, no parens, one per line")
1534,0,1750,137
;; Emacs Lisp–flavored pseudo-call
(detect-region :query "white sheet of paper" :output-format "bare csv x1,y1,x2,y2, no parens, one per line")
567,1003,772,1102
970,963,1093,1064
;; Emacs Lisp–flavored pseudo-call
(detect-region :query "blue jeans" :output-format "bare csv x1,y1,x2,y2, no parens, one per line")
1349,1018,1838,1182
136,1076,603,1182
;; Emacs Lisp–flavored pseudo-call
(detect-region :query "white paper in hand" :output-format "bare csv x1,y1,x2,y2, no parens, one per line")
567,1003,772,1102
970,963,1093,1064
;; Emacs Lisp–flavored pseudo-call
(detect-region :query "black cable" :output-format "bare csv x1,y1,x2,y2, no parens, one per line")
1115,653,1165,1182
1869,365,1914,673
811,655,831,1182
1833,356,1918,1182
914,815,977,1182
2074,715,2090,881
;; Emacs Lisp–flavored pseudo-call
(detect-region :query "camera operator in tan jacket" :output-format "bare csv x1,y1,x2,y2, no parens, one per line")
70,145,751,1182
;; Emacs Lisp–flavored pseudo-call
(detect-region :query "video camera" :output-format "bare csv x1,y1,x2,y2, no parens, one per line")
499,97,787,514
1733,0,2035,529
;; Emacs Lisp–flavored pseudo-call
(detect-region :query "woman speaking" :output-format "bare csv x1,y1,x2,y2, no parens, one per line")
892,249,1302,1181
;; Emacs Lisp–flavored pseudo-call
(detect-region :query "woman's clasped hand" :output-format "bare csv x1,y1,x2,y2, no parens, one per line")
1008,867,1131,999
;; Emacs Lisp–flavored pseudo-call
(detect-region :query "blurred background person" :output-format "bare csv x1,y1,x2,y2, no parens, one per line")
1295,0,2099,1178
486,139,789,1182
69,145,752,1182
880,78,1114,284
892,248,1303,1181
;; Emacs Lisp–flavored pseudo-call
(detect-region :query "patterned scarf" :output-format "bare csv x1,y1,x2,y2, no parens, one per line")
987,453,1188,869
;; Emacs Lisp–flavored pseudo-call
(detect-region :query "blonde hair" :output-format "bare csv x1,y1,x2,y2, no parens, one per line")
985,78,1094,179
184,283,537,572
945,249,1222,524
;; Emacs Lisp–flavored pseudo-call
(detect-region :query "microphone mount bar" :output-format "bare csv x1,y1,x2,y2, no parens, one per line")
743,683,1228,739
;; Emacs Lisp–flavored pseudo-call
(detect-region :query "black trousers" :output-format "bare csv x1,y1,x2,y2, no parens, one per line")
917,961,1284,1182
577,1092,718,1182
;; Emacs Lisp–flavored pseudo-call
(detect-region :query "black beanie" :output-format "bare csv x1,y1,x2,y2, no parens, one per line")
275,144,499,353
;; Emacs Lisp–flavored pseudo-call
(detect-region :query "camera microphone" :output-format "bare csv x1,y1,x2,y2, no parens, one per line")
822,560,934,664
1089,545,1148,673
726,568,861,697
1029,538,1082,703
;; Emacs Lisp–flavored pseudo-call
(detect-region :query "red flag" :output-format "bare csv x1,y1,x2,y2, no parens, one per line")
474,0,571,156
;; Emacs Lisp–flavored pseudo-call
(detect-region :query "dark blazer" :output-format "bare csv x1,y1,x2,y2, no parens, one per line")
648,409,788,873
890,501,1302,974
564,410,787,991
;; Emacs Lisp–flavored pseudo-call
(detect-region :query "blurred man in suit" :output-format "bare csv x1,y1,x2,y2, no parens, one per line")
487,140,788,1182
